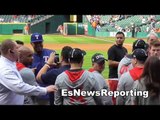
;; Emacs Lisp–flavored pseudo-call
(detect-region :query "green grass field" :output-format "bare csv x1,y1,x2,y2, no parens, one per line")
0,35,140,44
0,34,139,79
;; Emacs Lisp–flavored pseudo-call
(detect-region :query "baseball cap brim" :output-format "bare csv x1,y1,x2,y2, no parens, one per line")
96,58,108,63
126,54,133,59
82,50,86,56
31,40,43,43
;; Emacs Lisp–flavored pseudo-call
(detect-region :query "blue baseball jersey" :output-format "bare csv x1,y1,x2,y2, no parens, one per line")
31,48,55,76
30,48,55,100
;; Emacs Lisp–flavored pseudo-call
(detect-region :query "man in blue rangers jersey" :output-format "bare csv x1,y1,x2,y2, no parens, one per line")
30,32,56,105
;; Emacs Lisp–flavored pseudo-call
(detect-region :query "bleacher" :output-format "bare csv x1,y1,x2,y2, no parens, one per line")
0,15,50,23
30,15,54,26
95,15,160,32
139,15,160,32
98,15,137,32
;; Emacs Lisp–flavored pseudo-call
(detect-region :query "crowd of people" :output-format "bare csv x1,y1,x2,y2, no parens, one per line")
89,15,160,35
0,31,160,105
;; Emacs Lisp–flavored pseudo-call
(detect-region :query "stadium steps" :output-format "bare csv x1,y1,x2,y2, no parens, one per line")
30,15,54,26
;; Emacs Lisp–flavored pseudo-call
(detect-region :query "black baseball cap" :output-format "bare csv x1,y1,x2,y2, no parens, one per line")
132,48,148,62
92,53,108,63
69,48,86,60
132,39,147,51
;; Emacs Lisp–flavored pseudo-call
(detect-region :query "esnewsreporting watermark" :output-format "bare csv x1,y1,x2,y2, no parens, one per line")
61,89,148,98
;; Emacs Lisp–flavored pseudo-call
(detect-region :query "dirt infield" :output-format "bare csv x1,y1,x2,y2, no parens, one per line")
25,43,132,51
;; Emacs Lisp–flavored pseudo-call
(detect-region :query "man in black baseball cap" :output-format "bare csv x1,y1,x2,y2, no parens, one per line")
118,39,147,80
132,48,148,62
69,48,86,64
117,48,148,105
92,53,108,64
89,53,108,73
88,53,112,105
55,49,112,105
132,39,147,51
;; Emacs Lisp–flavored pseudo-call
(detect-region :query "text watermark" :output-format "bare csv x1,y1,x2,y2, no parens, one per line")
61,89,148,98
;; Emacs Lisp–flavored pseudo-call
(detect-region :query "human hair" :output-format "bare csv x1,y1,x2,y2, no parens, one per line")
69,48,85,64
1,39,15,55
149,40,160,48
140,56,160,97
61,46,72,63
15,40,24,45
116,31,125,37
147,32,158,39
132,39,147,52
70,58,83,64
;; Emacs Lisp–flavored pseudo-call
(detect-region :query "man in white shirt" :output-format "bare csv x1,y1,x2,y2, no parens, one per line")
0,39,57,105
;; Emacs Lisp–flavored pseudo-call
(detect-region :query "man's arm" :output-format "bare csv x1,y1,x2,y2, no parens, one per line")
36,52,56,83
116,73,127,105
108,60,119,67
1,69,57,96
54,75,63,105
108,46,119,67
130,80,140,105
90,76,112,105
41,70,58,84
94,73,113,105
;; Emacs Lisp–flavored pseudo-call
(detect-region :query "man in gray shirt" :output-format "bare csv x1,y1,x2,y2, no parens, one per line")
16,46,39,105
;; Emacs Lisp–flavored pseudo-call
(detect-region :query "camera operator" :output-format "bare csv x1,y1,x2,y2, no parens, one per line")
36,46,72,105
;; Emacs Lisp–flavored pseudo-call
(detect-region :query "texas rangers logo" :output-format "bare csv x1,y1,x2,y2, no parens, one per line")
35,35,39,39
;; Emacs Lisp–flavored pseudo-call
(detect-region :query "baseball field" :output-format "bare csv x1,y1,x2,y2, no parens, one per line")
0,34,141,79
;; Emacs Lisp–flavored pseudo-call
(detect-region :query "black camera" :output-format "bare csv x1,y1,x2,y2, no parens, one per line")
54,53,60,63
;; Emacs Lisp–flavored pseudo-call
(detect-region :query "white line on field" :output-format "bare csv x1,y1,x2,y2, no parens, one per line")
78,35,132,46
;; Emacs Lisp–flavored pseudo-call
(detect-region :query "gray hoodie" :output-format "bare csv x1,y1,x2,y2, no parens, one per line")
116,67,144,105
54,70,110,105
129,79,160,105
89,69,112,105
118,55,133,79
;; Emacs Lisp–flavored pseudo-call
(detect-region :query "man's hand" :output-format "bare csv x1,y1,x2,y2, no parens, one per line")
47,52,57,66
46,85,58,93
32,68,37,73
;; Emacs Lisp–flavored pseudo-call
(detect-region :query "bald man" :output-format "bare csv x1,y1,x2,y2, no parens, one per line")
16,46,39,105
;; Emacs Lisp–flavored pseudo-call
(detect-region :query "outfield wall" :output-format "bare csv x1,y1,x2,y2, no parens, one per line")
88,22,95,36
96,32,160,38
31,15,70,34
88,27,160,38
63,22,85,35
0,23,25,34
